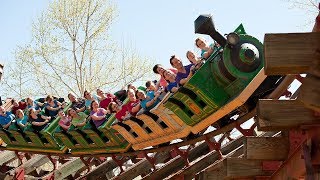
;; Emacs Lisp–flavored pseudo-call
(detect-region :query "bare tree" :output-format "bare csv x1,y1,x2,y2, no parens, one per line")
1,50,36,99
2,0,154,99
285,0,320,27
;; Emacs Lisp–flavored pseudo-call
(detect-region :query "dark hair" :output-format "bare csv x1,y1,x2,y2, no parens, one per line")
28,108,35,120
67,93,73,100
11,98,16,104
46,95,53,102
169,55,176,66
96,88,102,94
83,90,89,98
127,84,132,90
135,89,144,99
108,102,117,113
90,100,98,111
153,64,161,74
145,81,152,88
195,38,201,47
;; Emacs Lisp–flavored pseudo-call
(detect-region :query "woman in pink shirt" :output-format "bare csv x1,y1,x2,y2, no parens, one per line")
58,109,72,131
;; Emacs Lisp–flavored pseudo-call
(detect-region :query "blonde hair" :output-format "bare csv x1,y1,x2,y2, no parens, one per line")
16,109,24,119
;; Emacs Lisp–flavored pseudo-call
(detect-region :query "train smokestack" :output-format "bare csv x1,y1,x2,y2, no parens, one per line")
194,14,227,47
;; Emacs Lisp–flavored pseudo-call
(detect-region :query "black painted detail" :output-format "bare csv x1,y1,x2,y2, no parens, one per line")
218,60,236,82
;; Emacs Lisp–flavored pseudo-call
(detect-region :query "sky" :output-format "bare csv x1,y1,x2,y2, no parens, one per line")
0,0,318,93
0,0,318,66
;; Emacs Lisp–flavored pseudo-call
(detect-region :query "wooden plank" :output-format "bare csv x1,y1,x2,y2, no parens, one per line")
298,74,320,112
264,32,320,75
84,157,130,179
226,158,271,178
53,158,85,180
0,151,16,165
198,155,271,180
136,114,164,138
112,124,137,144
196,159,226,180
245,137,289,160
257,100,320,131
19,155,49,174
124,120,150,141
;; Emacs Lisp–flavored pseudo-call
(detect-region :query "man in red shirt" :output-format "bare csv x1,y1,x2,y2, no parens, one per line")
11,99,27,115
96,89,118,110
108,89,140,121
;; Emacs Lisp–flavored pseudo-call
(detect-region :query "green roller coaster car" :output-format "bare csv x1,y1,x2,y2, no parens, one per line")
164,23,264,126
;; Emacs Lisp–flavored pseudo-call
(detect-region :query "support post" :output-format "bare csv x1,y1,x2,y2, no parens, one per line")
204,135,222,159
141,151,156,171
111,155,125,173
173,146,190,167
80,157,93,172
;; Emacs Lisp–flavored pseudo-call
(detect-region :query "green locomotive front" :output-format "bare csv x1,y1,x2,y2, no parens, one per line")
164,15,265,126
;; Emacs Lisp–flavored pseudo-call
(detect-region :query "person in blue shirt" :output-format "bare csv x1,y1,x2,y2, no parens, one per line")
15,109,28,129
163,70,179,93
0,106,14,129
135,89,161,111
195,37,219,59
26,97,43,112
83,90,99,113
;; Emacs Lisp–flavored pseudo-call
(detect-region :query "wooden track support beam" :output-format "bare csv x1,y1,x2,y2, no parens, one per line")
298,74,320,112
0,151,16,166
82,157,130,179
48,157,87,180
197,158,272,180
257,99,320,131
226,158,272,178
16,155,49,175
264,32,320,75
244,137,289,160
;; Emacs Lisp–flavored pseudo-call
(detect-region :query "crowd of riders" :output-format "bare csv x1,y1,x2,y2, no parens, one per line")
0,38,219,133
